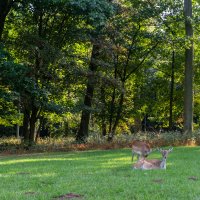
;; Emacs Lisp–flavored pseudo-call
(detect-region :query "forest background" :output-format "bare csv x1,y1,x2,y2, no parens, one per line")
0,0,198,149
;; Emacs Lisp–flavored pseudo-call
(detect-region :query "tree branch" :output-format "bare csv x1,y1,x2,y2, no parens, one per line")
126,41,159,80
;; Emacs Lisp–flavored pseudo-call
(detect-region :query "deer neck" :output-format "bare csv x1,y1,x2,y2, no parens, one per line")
160,158,167,169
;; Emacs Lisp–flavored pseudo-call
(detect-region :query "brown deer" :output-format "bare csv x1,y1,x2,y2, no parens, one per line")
131,141,152,162
133,147,173,170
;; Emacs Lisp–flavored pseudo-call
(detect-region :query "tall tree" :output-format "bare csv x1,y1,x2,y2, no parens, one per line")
76,42,101,142
1,0,83,145
76,0,116,142
0,0,14,41
184,0,193,134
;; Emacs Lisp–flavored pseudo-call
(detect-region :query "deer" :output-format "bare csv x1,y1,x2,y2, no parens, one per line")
133,147,173,170
131,141,152,162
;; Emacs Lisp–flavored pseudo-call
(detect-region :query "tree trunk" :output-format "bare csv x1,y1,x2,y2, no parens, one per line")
108,87,116,134
134,117,142,133
22,108,30,144
16,125,20,139
76,42,100,142
100,86,107,136
108,92,124,141
184,0,193,134
0,0,13,41
29,105,38,145
108,61,117,135
169,50,175,130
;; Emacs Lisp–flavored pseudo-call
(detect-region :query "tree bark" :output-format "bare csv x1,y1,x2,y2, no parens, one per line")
108,92,124,141
108,59,117,135
169,50,175,130
183,0,193,134
29,105,38,145
100,86,107,136
16,125,20,138
22,108,30,144
0,0,13,41
76,42,100,142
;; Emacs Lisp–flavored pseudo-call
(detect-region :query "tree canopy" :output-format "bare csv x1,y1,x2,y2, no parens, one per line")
0,0,199,144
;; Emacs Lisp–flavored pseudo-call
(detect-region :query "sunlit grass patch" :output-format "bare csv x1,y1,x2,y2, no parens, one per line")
0,147,200,199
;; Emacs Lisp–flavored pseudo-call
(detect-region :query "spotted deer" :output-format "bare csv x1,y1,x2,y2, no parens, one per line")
133,147,173,170
131,141,152,162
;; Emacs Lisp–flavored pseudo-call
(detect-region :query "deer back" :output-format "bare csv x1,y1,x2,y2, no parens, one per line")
132,141,151,156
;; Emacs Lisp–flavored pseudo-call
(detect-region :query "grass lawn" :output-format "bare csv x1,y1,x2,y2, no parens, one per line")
0,146,200,200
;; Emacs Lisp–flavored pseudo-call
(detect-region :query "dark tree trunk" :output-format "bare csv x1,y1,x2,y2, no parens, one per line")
0,0,13,41
29,105,38,145
76,42,100,142
108,48,127,141
169,50,175,130
100,86,107,136
108,60,117,135
22,108,30,144
108,92,124,141
35,117,43,142
184,0,193,134
108,87,116,134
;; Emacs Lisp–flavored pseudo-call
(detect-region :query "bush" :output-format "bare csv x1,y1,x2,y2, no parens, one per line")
0,130,200,154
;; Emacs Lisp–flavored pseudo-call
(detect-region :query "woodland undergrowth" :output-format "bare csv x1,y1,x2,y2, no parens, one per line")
0,130,199,155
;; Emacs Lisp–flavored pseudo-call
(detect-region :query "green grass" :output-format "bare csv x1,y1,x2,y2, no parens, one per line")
0,147,200,200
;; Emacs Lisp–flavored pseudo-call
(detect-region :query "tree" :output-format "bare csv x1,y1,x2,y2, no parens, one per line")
105,0,163,140
1,0,84,145
183,0,193,134
76,0,116,142
0,0,14,41
76,42,101,142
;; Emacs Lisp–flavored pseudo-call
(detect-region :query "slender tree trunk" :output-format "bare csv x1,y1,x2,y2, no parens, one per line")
108,60,117,134
0,0,13,41
16,96,21,138
0,14,7,42
134,85,142,132
108,87,116,134
22,108,30,144
108,48,128,141
76,42,100,142
100,86,107,136
16,125,20,138
29,105,38,145
184,0,193,134
35,117,43,142
108,90,124,141
169,50,175,130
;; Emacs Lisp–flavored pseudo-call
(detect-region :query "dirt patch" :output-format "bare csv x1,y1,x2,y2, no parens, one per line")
188,176,198,181
16,172,31,175
152,179,163,184
53,193,83,199
24,192,37,195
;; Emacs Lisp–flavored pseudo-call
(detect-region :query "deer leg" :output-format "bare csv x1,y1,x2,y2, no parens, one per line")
132,151,135,162
137,154,140,161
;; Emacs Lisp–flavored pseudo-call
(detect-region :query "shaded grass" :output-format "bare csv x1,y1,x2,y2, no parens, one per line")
0,147,200,200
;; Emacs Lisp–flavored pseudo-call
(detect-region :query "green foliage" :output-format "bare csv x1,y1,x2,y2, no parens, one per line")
68,0,116,31
0,0,200,138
